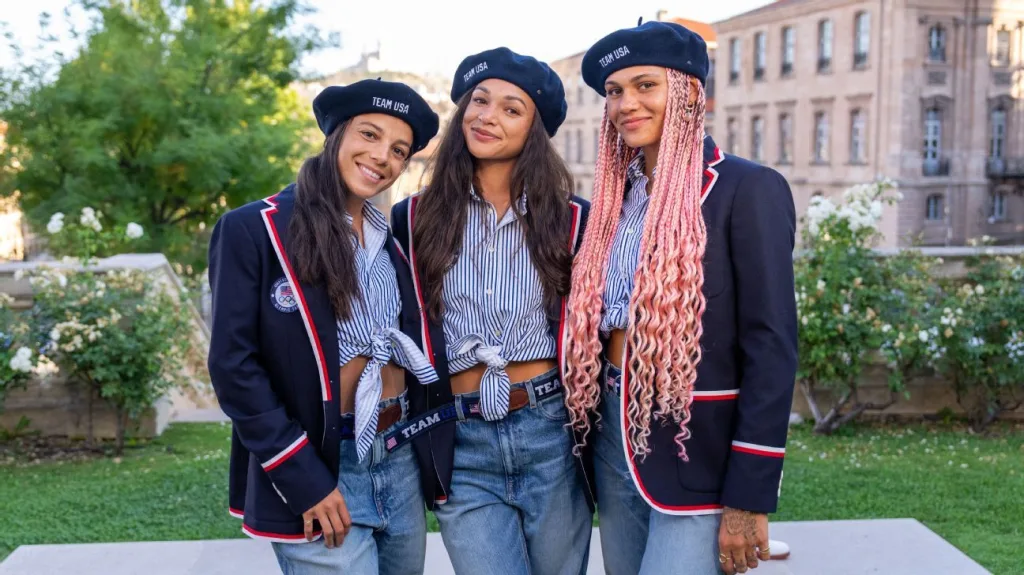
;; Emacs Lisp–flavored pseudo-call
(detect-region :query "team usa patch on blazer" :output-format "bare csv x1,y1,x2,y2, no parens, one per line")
270,277,298,313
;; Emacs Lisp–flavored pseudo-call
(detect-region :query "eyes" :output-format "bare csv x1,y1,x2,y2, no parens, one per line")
360,130,409,160
605,81,658,98
471,96,523,117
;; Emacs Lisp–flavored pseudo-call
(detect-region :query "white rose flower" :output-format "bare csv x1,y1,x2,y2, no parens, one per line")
49,328,61,342
9,347,34,373
881,324,892,333
918,330,929,342
817,280,826,292
47,216,64,234
125,223,144,240
842,304,851,315
33,355,59,378
975,285,985,296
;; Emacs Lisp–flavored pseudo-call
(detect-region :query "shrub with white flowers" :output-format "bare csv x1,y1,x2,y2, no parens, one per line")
16,209,196,454
795,177,937,433
0,293,59,410
43,206,144,263
924,252,1024,431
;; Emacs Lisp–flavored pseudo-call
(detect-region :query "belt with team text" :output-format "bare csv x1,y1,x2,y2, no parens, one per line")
379,370,564,452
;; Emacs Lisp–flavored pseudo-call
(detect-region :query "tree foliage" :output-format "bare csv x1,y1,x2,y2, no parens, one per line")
0,0,329,267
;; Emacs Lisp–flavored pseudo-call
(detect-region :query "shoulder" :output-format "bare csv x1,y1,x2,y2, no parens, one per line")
212,185,295,241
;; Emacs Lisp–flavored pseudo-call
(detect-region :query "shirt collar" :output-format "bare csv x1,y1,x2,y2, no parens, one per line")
469,185,529,216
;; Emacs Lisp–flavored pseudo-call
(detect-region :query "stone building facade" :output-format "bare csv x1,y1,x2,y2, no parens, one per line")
713,0,1024,247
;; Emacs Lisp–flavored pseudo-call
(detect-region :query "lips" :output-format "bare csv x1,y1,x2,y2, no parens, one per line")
471,127,499,142
357,163,384,183
621,117,651,130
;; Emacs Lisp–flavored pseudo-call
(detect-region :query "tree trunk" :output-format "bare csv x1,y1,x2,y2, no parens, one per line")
86,386,95,448
114,407,127,457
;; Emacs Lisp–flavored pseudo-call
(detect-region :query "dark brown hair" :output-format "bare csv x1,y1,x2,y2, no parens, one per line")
413,92,575,322
288,122,361,321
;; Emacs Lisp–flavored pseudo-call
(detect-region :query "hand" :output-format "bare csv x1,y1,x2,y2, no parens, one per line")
302,488,351,548
718,507,770,574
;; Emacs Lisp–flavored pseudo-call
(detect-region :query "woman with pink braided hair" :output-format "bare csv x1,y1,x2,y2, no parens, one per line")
567,20,799,575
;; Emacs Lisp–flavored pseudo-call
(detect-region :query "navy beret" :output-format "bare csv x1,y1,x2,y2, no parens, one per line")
582,21,710,96
450,47,567,136
313,79,440,154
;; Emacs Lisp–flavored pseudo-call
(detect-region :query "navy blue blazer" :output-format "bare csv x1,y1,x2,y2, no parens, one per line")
611,135,798,516
390,194,593,512
207,184,424,542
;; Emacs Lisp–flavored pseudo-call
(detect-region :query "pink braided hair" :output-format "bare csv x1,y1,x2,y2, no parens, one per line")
563,69,707,461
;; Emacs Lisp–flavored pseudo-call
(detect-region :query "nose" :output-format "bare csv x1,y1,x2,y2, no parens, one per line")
368,140,389,164
619,88,640,114
477,102,498,125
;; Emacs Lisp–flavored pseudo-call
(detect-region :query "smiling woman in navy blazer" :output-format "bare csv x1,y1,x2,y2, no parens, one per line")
562,21,798,575
207,79,440,574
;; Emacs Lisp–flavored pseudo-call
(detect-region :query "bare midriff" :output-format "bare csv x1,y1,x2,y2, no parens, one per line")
606,329,628,370
339,357,407,414
449,359,558,395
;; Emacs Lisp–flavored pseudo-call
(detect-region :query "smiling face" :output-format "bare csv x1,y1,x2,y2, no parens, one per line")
604,65,670,150
461,78,537,161
337,113,413,201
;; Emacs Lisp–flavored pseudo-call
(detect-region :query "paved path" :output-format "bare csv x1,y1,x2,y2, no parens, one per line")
0,519,990,574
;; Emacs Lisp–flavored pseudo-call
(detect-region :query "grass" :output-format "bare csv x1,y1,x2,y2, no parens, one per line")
1,421,1021,573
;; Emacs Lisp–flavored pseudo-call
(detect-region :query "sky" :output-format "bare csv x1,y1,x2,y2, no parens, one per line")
0,0,773,78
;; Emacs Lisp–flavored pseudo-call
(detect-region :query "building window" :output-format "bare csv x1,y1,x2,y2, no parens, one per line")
814,111,829,163
564,130,571,159
593,127,600,161
727,117,738,154
576,129,583,164
923,108,948,176
850,109,867,164
577,85,584,106
926,194,944,221
707,58,716,99
994,28,1011,66
779,113,793,163
923,108,942,161
730,38,741,82
990,192,1007,221
751,116,764,162
781,26,795,76
754,32,767,80
990,108,1007,159
928,25,947,62
818,19,833,72
854,11,870,68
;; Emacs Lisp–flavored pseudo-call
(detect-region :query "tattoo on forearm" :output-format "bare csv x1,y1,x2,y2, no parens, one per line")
723,508,758,540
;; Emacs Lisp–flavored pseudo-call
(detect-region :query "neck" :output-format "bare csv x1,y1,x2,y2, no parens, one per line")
642,142,660,188
473,158,516,216
347,196,366,247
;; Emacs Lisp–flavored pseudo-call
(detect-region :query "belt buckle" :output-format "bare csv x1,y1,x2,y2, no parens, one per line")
507,387,530,411
376,403,402,432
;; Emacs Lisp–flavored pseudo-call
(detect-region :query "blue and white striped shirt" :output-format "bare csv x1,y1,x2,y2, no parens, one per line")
600,153,654,337
442,187,555,420
337,202,438,461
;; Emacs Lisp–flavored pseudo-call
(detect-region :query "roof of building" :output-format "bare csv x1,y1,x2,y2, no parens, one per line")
715,0,805,25
671,18,717,43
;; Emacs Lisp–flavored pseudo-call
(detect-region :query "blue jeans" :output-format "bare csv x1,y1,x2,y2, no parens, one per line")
434,369,592,575
272,393,426,575
594,361,724,575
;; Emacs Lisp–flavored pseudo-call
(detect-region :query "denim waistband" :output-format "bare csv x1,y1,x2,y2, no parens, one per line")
380,368,564,454
601,357,623,396
340,390,409,440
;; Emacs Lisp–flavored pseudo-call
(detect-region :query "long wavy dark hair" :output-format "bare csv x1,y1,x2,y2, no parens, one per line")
288,122,361,321
413,92,575,322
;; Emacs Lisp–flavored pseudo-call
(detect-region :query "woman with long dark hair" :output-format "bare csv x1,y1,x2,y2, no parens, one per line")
391,48,593,574
563,21,798,575
207,79,440,574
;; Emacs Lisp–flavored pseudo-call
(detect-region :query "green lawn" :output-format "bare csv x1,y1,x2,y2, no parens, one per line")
1,422,1021,573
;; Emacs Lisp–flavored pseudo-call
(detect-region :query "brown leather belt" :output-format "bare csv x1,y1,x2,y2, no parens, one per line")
375,402,403,432
606,329,627,369
339,358,407,433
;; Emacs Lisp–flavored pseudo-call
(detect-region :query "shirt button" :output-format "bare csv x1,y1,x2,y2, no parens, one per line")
626,228,634,234
489,245,496,252
485,288,493,295
494,329,502,337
